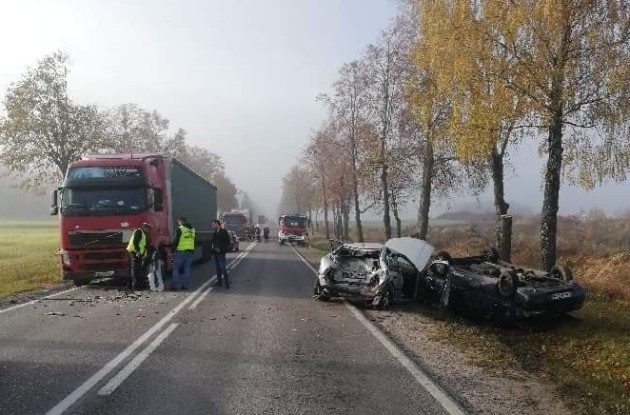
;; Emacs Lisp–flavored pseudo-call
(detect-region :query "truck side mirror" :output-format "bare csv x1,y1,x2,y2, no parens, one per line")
50,189,59,216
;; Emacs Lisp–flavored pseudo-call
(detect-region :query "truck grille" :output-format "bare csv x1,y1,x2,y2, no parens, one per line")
69,232,123,247
83,251,127,261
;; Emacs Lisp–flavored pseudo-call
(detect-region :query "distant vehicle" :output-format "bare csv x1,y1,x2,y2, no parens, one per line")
50,154,217,286
315,237,586,321
278,214,309,246
222,211,248,239
227,230,240,252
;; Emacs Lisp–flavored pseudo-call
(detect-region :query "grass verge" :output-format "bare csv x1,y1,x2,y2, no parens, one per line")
0,221,61,299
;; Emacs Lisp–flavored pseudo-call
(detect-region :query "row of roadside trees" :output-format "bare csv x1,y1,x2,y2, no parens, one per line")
0,51,240,212
280,0,629,270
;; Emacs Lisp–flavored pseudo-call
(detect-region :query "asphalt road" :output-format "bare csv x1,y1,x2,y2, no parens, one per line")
0,241,456,415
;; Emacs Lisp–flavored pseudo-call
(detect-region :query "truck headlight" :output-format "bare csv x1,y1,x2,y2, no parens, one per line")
59,250,71,266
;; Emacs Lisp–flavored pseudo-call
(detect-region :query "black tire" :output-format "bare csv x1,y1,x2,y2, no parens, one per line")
483,247,500,263
313,281,330,301
376,283,395,309
73,278,90,287
550,265,573,282
430,262,449,278
439,277,458,310
432,250,452,261
497,270,518,297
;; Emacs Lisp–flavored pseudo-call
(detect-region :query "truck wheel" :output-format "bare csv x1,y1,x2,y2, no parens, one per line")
497,270,518,297
73,278,90,287
550,265,573,282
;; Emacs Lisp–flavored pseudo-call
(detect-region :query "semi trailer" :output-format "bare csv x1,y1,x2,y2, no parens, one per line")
50,154,217,286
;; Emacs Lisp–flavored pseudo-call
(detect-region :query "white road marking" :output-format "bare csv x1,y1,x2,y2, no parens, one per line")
47,242,257,414
291,246,467,415
97,323,179,396
46,280,212,415
0,286,79,316
188,286,214,310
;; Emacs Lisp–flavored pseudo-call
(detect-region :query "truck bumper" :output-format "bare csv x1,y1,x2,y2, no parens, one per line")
60,248,131,281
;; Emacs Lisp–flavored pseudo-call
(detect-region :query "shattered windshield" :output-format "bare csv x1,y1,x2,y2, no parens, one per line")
61,187,147,216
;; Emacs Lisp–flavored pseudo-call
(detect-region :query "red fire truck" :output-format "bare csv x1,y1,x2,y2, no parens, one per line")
277,214,309,246
50,154,217,286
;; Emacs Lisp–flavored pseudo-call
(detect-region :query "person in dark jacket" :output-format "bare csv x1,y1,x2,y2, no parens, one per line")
171,217,195,291
212,219,231,288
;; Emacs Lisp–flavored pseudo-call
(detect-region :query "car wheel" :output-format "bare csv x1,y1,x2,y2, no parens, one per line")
550,265,573,282
432,250,452,261
483,247,500,263
313,281,330,301
439,277,458,310
376,284,395,309
497,270,518,297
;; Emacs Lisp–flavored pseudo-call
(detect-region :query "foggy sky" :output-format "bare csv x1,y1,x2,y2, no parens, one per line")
0,0,628,219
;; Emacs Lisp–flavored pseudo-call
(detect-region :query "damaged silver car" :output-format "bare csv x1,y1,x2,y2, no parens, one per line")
313,239,434,308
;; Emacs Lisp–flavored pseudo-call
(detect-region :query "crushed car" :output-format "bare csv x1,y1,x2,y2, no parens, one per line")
314,237,586,321
313,239,432,308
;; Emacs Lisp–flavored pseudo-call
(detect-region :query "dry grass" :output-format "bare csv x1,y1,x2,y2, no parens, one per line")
0,221,61,299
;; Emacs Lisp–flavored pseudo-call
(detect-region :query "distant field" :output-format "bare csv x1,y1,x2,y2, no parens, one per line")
0,220,60,299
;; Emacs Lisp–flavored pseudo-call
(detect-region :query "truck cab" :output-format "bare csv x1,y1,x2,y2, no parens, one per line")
278,214,309,246
52,156,169,284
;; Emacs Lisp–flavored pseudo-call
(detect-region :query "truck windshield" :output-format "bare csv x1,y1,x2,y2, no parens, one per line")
61,187,147,216
225,216,246,225
283,217,306,227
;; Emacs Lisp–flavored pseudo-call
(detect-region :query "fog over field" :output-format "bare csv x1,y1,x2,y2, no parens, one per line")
0,0,627,219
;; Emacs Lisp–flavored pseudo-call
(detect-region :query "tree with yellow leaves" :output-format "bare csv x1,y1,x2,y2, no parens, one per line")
414,0,629,269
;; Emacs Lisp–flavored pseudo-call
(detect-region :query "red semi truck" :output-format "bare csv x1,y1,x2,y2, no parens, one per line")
50,154,217,286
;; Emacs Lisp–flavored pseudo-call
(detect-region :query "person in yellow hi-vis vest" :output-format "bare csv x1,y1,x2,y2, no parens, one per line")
126,222,152,291
170,217,195,291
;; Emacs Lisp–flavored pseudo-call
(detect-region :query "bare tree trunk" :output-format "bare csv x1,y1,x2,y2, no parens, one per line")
541,109,564,270
342,196,350,240
322,177,330,239
380,134,392,239
417,141,434,240
391,193,402,238
491,146,511,261
351,165,364,242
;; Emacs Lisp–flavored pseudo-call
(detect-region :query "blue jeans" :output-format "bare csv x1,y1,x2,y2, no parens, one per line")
214,253,229,284
172,251,193,289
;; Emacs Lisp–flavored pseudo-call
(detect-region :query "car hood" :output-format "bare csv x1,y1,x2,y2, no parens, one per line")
385,237,435,272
